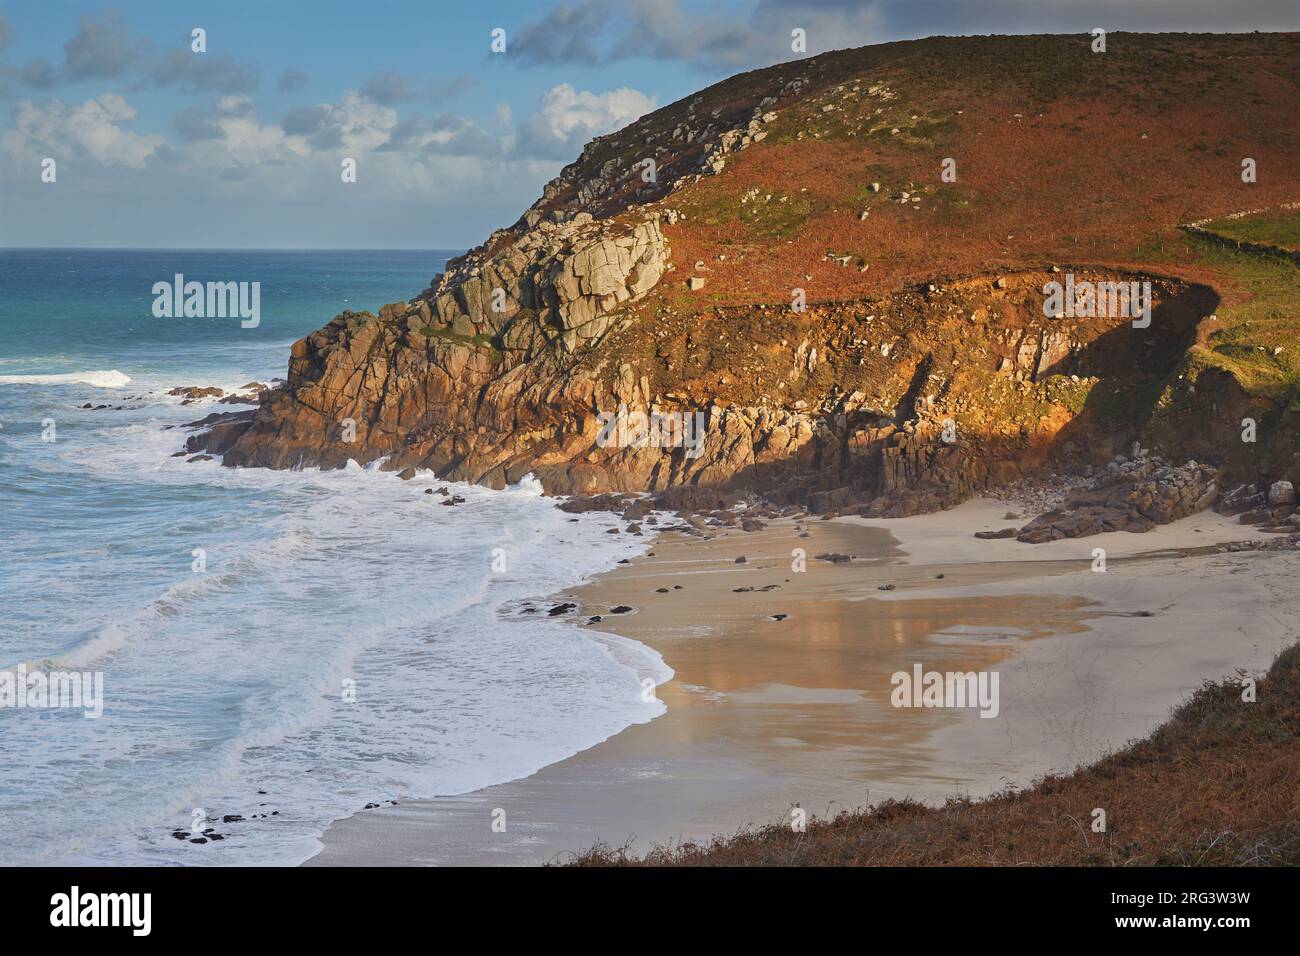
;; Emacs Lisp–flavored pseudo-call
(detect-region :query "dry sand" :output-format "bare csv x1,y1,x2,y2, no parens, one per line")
308,498,1298,866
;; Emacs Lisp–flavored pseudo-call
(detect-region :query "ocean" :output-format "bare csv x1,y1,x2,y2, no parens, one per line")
0,249,669,866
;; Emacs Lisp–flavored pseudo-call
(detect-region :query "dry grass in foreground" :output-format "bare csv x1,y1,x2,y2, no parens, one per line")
566,645,1300,866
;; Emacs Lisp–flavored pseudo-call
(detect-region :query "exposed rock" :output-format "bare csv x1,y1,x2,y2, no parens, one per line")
814,552,852,563
219,391,262,405
169,386,223,399
1017,457,1219,543
1218,533,1300,553
1218,483,1265,516
1268,480,1296,506
183,260,1221,518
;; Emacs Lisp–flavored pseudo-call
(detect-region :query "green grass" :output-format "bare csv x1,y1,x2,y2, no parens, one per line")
1207,208,1300,252
1185,243,1300,399
681,183,818,241
1126,230,1300,401
1042,374,1095,415
1124,228,1300,477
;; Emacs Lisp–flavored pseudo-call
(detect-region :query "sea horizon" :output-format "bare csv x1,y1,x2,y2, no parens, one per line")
0,246,473,252
0,246,669,865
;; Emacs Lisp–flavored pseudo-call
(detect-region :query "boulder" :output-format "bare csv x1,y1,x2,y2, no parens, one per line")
1017,458,1219,544
1268,481,1296,506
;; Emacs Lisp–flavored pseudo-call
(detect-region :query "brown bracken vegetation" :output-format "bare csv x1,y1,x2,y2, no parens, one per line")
566,644,1300,866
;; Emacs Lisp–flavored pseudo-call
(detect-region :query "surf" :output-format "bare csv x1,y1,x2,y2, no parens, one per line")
0,369,132,387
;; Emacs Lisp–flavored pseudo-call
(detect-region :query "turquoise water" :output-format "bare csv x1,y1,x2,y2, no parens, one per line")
0,249,448,383
0,250,667,865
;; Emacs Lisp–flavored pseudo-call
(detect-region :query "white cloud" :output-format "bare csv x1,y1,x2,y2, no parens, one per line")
520,83,657,159
2,93,165,168
0,81,656,246
326,92,401,154
279,90,398,152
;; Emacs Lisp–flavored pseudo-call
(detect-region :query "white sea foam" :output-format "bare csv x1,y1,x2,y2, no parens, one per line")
0,382,669,867
508,473,546,496
0,369,132,388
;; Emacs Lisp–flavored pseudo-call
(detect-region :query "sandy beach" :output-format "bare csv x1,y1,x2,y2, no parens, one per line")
307,499,1297,866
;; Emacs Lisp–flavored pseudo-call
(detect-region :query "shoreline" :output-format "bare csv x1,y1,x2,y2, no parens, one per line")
306,497,1295,866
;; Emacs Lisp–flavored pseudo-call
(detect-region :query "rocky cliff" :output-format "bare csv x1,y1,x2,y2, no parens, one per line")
188,32,1300,515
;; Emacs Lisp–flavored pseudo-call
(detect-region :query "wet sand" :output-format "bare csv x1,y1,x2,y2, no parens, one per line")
308,499,1296,866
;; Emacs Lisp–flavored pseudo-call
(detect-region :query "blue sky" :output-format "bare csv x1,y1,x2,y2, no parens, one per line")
1,0,1295,249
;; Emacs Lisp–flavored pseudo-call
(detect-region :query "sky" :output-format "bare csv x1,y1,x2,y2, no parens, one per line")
0,0,1296,249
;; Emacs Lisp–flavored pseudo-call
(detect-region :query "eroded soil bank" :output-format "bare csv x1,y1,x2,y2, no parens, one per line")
188,267,1243,518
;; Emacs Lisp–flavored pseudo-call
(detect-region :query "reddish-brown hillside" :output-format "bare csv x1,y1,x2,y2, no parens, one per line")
188,32,1300,514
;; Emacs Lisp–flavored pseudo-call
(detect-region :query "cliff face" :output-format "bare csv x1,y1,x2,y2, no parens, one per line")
203,212,674,487
190,33,1300,511
193,263,1218,508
